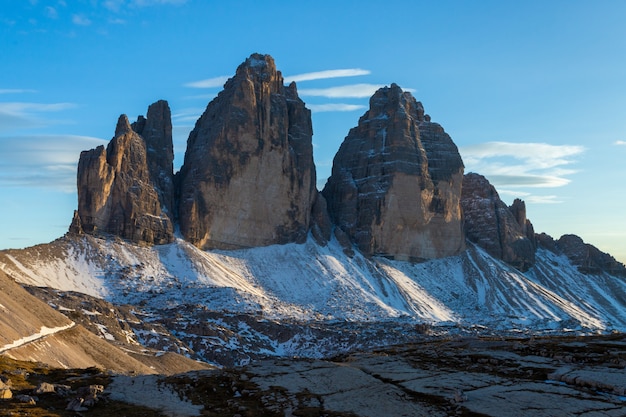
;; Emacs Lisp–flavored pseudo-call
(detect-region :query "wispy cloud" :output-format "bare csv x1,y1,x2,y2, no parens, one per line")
0,101,76,132
284,69,370,83
184,76,229,89
614,140,626,146
460,141,585,190
0,135,106,192
308,103,366,113
72,14,92,26
299,84,386,98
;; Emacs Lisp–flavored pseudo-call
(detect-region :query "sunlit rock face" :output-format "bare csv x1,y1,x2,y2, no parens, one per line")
75,104,175,245
322,84,465,261
176,53,316,249
461,173,536,271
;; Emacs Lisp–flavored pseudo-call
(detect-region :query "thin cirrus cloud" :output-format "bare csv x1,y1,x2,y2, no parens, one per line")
284,69,370,83
459,141,585,190
307,103,366,113
185,68,372,89
0,134,107,192
184,76,229,89
0,102,76,131
615,140,626,146
298,84,386,98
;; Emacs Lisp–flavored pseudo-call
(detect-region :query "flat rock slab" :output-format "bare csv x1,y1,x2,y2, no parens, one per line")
242,335,626,417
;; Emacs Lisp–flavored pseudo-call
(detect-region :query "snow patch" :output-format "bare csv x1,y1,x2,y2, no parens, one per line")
0,323,75,353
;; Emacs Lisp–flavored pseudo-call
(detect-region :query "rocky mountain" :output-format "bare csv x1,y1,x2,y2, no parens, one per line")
74,105,175,245
1,52,626,399
177,53,317,250
322,84,465,261
461,173,536,271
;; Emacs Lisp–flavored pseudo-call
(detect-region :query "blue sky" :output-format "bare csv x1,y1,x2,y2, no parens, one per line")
1,0,625,263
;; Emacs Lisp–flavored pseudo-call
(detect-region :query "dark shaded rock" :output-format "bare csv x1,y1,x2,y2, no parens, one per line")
310,193,332,246
68,210,83,235
322,84,465,261
539,233,626,277
334,227,354,257
177,53,316,249
76,105,175,245
461,173,535,271
132,100,175,217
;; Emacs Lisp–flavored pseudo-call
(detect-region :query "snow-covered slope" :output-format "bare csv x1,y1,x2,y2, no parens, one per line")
2,234,624,333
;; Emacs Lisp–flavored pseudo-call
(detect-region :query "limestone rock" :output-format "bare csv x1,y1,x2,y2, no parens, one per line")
539,233,626,276
76,104,175,245
322,84,465,261
177,53,316,249
461,173,535,271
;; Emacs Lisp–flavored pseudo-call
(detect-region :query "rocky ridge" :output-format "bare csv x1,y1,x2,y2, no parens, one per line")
68,53,626,275
461,173,537,271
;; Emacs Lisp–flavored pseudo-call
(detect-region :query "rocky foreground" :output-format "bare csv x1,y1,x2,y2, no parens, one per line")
2,334,625,416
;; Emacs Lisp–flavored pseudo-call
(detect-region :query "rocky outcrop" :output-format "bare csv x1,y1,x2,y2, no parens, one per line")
75,105,175,245
177,53,316,249
461,173,536,271
322,84,465,261
537,233,626,276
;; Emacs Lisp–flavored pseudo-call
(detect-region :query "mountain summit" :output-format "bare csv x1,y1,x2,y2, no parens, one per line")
176,53,317,249
322,84,465,261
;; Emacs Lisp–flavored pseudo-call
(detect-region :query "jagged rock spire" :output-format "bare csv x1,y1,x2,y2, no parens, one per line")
74,101,175,245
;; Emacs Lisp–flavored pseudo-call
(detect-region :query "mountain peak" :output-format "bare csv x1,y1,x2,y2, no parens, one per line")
322,83,465,261
114,114,132,136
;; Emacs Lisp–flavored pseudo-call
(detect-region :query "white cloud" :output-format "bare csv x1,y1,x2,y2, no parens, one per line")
615,140,626,146
184,76,229,89
299,84,386,98
460,141,585,190
284,69,370,83
308,103,367,113
72,14,92,26
0,135,106,192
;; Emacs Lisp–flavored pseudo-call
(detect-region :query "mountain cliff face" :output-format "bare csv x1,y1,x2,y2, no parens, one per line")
75,109,175,246
461,173,536,271
322,84,465,261
176,54,316,249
